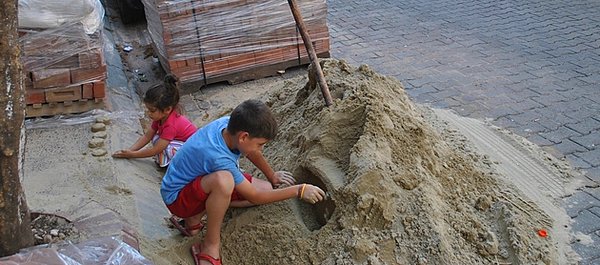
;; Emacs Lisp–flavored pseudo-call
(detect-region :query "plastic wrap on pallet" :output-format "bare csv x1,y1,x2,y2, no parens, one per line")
18,0,104,34
19,24,104,77
0,236,152,265
142,0,329,82
18,0,108,109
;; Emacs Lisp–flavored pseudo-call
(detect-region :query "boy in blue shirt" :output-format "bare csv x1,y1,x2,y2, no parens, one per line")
161,99,325,265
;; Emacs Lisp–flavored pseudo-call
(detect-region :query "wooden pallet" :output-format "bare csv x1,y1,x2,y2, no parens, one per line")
26,98,106,118
179,51,330,92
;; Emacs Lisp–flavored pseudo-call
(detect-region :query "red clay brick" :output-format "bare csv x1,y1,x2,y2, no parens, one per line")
82,83,94,99
93,81,106,99
26,89,46,104
71,65,107,84
45,86,82,103
32,68,71,89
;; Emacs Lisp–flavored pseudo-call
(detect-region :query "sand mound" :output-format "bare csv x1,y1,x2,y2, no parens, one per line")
221,59,557,264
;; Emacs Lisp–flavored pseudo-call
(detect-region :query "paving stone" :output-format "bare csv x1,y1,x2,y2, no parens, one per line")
571,134,600,150
567,154,593,169
572,221,600,261
577,149,600,167
566,118,600,135
583,167,600,184
539,126,582,144
571,210,600,233
586,187,600,201
565,191,600,218
526,134,556,147
553,139,588,156
590,206,600,217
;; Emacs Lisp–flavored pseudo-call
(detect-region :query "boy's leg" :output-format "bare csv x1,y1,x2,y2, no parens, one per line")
182,210,205,236
229,178,272,208
198,170,235,260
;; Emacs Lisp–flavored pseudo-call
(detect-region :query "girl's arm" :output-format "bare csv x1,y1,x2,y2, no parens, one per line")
126,138,170,158
113,128,169,158
129,128,156,151
113,137,169,158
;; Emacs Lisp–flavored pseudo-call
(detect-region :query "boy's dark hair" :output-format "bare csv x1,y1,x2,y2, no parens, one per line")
144,74,180,111
228,99,278,140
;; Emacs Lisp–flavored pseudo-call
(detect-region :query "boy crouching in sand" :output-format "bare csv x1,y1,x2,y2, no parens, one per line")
160,99,325,265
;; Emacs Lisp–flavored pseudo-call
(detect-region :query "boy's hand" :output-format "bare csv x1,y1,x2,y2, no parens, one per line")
272,171,296,188
299,184,326,204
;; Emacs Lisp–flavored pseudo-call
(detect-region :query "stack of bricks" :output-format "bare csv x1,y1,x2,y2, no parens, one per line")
142,0,330,84
20,24,107,117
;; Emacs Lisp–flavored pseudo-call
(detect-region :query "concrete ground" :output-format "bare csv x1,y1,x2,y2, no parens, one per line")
327,0,600,263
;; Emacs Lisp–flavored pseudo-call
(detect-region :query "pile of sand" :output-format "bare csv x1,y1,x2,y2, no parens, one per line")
219,59,558,264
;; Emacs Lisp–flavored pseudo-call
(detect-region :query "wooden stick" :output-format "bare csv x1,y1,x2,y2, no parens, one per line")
287,0,333,106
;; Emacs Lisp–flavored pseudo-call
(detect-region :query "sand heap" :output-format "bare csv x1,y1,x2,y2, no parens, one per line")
221,59,557,264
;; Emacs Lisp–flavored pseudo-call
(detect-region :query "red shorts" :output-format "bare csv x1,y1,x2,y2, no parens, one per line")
167,173,252,218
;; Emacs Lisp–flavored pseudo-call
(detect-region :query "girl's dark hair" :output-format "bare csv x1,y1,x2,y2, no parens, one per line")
143,74,180,111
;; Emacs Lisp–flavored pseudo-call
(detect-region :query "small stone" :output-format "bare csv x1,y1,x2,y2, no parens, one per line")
88,138,104,148
50,229,59,237
34,234,43,241
123,44,133,52
93,131,107,139
92,148,108,157
43,234,53,243
91,123,106,132
475,196,492,211
59,233,66,240
96,116,111,125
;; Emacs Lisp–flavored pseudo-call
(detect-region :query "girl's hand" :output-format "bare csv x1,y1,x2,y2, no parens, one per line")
298,184,326,204
272,171,296,188
112,150,133,158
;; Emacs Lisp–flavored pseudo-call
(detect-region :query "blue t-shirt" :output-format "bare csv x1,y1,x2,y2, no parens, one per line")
160,116,245,205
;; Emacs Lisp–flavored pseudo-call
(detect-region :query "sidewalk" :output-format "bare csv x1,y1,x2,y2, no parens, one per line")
327,0,600,263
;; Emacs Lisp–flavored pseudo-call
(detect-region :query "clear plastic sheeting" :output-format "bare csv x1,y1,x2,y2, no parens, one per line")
0,237,153,265
141,0,330,82
18,0,108,113
18,0,105,34
19,25,104,76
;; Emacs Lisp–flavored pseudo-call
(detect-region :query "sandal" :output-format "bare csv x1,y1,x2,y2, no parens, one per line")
191,243,222,265
168,216,204,237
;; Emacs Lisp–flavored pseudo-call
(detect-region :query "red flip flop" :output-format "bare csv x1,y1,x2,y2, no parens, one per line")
191,243,222,265
168,216,204,237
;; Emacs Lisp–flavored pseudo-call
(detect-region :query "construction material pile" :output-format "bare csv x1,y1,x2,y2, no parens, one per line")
141,0,329,84
18,0,107,117
218,59,559,264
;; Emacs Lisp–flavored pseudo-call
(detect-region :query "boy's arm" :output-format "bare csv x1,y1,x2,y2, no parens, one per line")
235,179,325,205
245,150,295,187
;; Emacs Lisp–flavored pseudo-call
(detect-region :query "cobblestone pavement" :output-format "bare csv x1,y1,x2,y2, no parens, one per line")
327,0,600,263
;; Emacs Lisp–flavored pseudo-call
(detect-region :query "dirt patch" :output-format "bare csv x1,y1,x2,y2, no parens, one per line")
30,213,80,245
211,59,561,264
